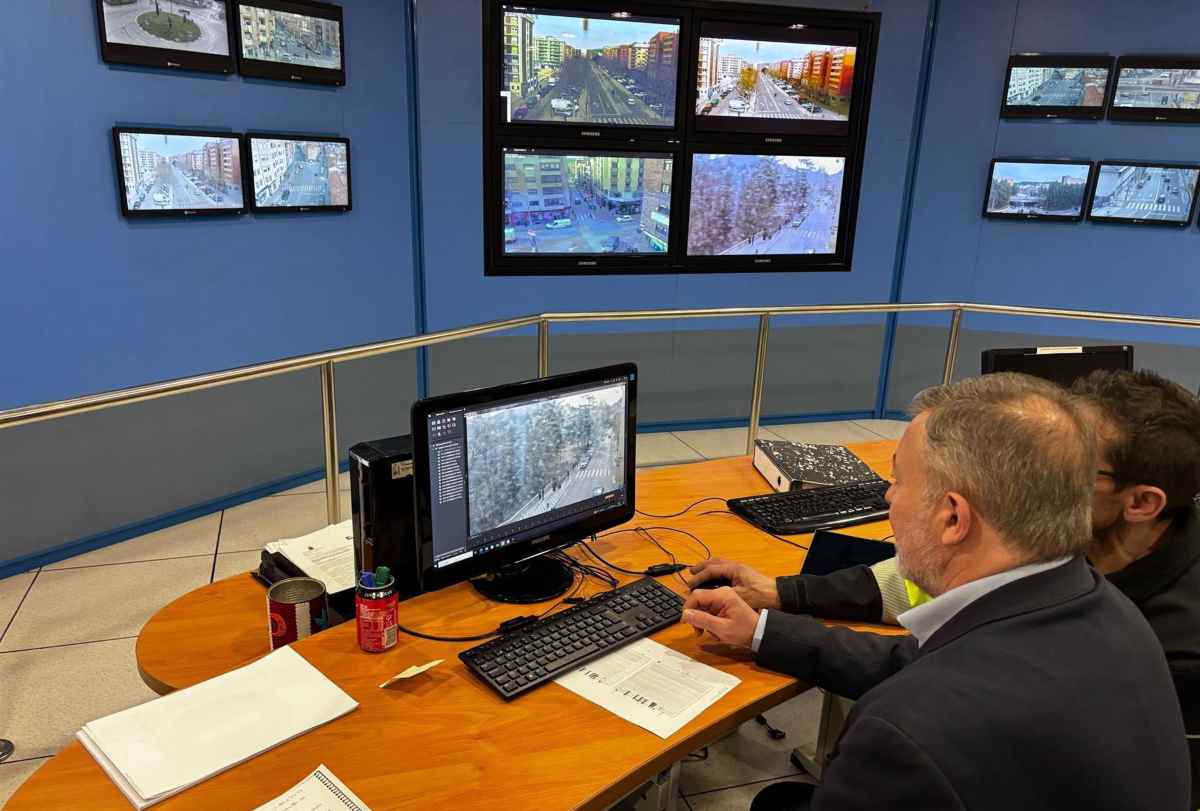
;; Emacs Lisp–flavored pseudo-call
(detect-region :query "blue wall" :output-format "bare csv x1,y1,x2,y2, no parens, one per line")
0,0,415,409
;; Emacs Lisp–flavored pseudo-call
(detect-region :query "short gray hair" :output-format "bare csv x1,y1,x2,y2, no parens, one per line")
910,373,1096,562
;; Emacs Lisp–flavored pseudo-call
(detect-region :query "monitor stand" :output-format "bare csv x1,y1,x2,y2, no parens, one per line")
471,555,573,604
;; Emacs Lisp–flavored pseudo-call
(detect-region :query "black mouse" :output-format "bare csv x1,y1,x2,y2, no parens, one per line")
694,576,733,590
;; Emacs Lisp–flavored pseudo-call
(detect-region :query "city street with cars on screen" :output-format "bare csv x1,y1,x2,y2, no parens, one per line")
1091,166,1197,221
102,0,229,54
1113,68,1200,109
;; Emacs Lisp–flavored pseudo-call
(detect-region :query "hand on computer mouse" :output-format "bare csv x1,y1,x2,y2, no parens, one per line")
687,559,781,611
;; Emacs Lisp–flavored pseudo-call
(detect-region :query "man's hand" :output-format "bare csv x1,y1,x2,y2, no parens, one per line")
681,587,761,649
688,558,782,611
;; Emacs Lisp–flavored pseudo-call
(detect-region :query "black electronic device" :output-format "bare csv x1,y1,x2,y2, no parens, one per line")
112,127,247,218
1087,161,1200,227
96,0,236,74
728,479,890,535
349,435,422,600
982,158,1094,222
694,576,733,590
999,54,1114,120
246,133,352,212
799,529,894,576
1108,56,1200,123
460,576,682,698
234,0,346,86
412,363,638,603
981,345,1134,388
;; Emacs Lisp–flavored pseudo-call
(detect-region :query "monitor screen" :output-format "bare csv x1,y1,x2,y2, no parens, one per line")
686,152,844,256
1088,163,1200,225
981,346,1134,388
97,0,234,72
113,129,245,216
248,136,351,211
499,7,679,128
1111,64,1200,116
983,160,1091,221
1002,61,1111,118
502,149,674,255
236,0,345,84
413,365,637,587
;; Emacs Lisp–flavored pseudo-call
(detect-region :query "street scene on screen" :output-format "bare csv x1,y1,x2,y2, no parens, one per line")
1006,67,1109,107
687,154,843,256
695,37,853,121
1113,68,1200,110
1091,165,1198,222
986,162,1089,216
101,0,229,54
239,4,341,69
118,133,242,211
252,140,349,207
466,385,626,537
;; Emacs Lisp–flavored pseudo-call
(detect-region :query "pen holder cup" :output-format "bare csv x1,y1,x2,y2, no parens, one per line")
267,577,328,650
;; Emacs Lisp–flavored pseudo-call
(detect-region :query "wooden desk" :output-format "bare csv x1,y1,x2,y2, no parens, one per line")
9,445,901,811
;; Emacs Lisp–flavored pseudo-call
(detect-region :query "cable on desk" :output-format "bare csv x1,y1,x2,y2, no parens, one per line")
697,509,810,551
635,497,729,519
579,536,647,576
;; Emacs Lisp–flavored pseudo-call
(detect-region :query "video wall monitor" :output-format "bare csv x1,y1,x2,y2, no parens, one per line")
112,127,246,217
1109,57,1200,123
487,145,677,274
1087,161,1200,227
691,17,866,139
491,5,683,135
247,134,351,212
982,159,1093,222
96,0,235,73
981,345,1134,388
235,0,345,85
685,151,850,269
1000,54,1113,119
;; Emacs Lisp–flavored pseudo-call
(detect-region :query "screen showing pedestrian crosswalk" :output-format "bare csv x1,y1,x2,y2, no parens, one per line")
984,161,1091,220
1088,163,1199,225
114,129,245,216
248,137,350,210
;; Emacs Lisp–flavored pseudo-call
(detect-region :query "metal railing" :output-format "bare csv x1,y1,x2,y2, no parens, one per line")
5,301,1200,526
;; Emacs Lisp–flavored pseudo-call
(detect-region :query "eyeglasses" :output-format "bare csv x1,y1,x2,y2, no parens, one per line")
1097,470,1118,479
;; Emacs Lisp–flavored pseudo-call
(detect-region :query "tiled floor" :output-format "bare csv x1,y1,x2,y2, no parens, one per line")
0,419,905,807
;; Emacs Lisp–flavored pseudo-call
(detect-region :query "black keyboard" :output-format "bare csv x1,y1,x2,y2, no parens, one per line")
728,479,890,535
460,577,683,700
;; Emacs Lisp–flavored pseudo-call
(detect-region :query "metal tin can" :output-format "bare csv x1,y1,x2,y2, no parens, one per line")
267,577,328,650
356,574,398,652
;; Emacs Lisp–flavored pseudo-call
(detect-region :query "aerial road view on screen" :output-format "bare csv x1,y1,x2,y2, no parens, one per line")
986,162,1089,217
687,154,843,255
117,132,243,211
1090,165,1198,222
101,0,230,54
465,384,626,537
1006,66,1109,107
695,37,853,121
252,139,349,207
502,10,678,127
239,4,341,69
1113,68,1200,109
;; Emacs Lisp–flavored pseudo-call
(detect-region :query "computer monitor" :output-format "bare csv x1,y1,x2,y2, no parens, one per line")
980,345,1134,388
412,364,638,602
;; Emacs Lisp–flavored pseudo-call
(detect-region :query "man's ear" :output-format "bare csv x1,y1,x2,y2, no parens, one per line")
1122,485,1168,525
938,491,972,547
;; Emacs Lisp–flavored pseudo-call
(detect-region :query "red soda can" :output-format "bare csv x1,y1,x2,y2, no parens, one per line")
267,577,328,650
356,566,398,653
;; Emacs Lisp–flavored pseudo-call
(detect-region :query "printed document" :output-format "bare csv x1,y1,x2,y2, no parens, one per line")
266,520,356,593
253,764,371,811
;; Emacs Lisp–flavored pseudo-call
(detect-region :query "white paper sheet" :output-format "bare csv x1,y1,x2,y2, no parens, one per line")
555,638,740,738
266,520,356,593
253,764,371,811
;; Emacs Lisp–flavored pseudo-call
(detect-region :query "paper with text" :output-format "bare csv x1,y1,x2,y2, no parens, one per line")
266,520,356,593
253,763,371,811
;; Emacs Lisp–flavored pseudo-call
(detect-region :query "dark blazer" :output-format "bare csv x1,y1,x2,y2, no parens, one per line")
756,556,1191,810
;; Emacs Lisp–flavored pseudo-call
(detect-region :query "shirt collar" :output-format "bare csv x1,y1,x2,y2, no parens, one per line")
898,556,1073,647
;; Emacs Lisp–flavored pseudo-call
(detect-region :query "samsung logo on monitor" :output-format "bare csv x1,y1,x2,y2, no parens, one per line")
578,261,597,266
581,131,601,137
754,258,772,264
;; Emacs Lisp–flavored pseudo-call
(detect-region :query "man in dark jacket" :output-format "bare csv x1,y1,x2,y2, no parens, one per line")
682,373,1191,810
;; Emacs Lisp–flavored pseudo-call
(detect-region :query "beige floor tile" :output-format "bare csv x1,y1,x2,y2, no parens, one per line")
212,550,265,582
45,513,221,571
852,419,909,440
0,757,50,806
0,637,156,760
0,572,36,640
0,557,213,652
218,493,350,554
686,777,816,810
274,470,351,497
636,433,705,467
761,420,884,446
672,428,753,460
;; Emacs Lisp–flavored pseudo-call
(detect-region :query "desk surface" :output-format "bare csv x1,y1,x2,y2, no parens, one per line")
9,445,901,811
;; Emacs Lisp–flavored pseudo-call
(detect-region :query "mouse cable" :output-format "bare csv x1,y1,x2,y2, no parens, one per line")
635,496,729,519
697,509,810,551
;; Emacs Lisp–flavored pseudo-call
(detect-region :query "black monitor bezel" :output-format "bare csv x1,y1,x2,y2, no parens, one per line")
1086,160,1200,228
486,139,682,275
999,54,1115,120
233,0,346,86
411,363,638,594
981,157,1095,223
685,9,875,144
681,144,857,271
96,0,237,74
1108,56,1200,123
112,126,247,218
486,0,689,143
981,345,1134,378
244,131,352,213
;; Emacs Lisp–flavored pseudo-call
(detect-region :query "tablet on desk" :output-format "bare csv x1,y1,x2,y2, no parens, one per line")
800,530,895,576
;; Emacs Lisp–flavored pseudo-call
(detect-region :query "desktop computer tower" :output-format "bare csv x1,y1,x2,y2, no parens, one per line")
349,435,422,600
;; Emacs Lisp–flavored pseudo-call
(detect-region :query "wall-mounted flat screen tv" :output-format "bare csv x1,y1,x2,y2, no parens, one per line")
247,134,351,212
113,127,246,217
685,151,849,268
97,0,235,73
1087,162,1200,227
235,0,345,85
982,159,1092,222
1109,57,1200,122
692,19,862,138
1000,54,1113,119
492,6,683,134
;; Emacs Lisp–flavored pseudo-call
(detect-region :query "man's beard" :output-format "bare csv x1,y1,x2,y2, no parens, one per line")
896,528,947,597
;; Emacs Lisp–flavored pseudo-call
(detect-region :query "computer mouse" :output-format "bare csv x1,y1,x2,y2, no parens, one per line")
694,576,733,590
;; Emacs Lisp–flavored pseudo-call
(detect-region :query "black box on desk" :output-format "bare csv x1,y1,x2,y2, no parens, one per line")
349,435,422,600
